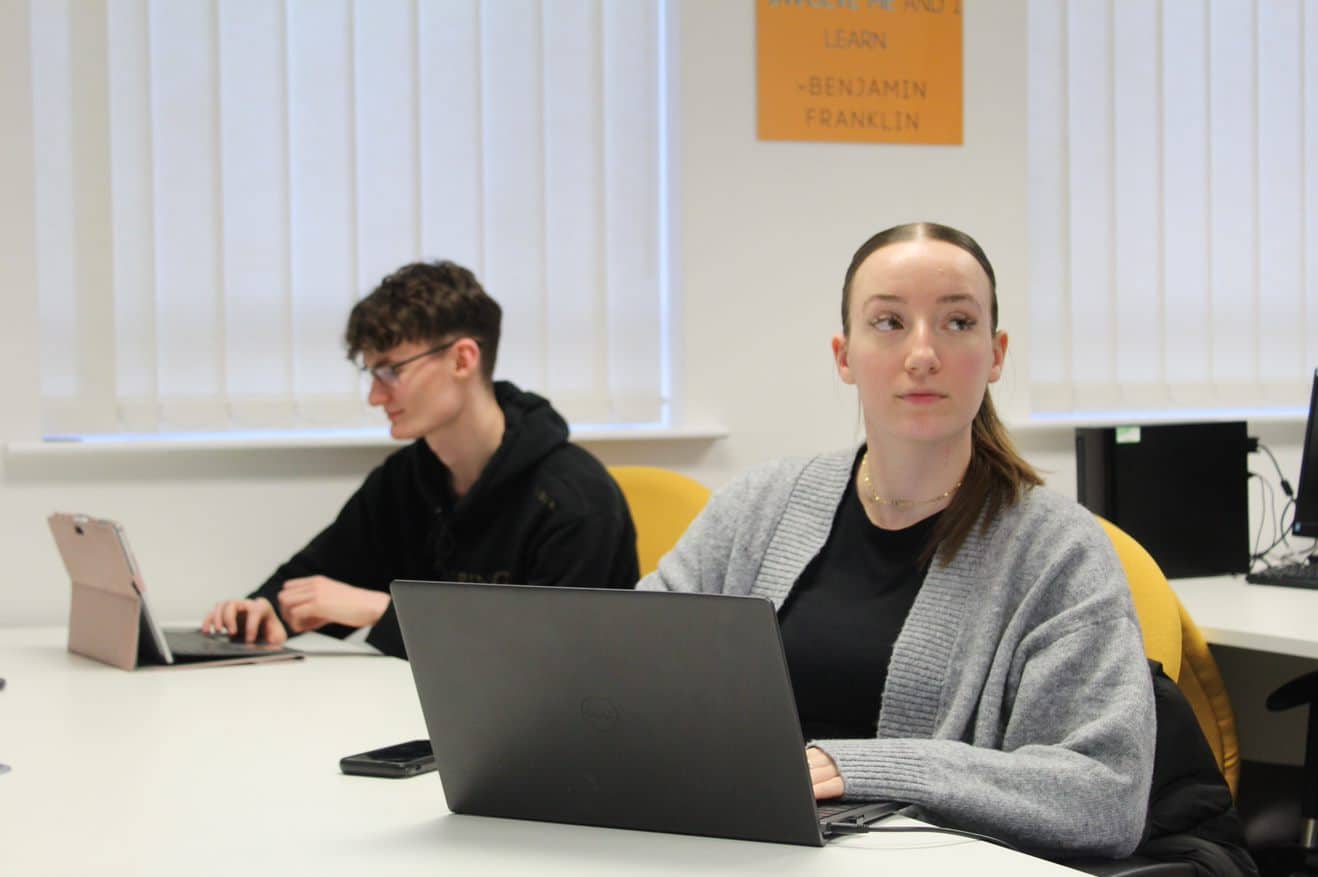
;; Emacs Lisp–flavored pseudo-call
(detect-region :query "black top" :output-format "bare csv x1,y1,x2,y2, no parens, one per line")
779,464,940,742
249,381,639,659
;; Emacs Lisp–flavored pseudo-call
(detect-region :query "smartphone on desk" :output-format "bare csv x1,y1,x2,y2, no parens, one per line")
339,739,436,778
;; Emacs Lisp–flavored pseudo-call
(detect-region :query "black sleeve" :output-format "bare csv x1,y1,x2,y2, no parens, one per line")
364,601,405,657
365,506,638,660
248,461,401,638
525,507,638,592
520,456,639,590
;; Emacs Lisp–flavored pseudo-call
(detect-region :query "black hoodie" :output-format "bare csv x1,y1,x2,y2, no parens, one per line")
249,382,638,658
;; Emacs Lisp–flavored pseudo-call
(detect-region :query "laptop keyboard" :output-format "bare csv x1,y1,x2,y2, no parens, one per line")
816,803,859,819
1245,561,1318,590
816,800,905,834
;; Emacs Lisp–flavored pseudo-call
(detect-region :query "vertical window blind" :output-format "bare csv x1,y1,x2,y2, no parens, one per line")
1028,0,1316,420
29,0,670,438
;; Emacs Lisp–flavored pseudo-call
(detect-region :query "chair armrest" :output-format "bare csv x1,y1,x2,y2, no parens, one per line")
1265,669,1318,831
1267,670,1318,712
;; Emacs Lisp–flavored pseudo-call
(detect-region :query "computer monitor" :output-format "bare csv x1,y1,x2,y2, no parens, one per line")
1292,368,1318,539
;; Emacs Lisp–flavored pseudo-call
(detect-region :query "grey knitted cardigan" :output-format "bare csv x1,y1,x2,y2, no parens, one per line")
637,448,1155,858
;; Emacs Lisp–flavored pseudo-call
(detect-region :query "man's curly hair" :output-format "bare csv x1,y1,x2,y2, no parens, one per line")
345,261,502,381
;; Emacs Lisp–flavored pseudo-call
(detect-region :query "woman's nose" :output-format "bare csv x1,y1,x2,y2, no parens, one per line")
904,326,940,374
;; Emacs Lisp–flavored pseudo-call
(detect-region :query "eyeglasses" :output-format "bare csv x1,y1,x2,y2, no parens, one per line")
360,340,458,387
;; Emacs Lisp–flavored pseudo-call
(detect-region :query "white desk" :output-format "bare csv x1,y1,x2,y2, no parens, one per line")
1171,575,1318,659
1170,575,1318,764
0,628,1080,876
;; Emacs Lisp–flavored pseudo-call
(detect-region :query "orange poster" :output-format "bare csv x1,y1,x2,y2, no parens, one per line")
757,0,963,144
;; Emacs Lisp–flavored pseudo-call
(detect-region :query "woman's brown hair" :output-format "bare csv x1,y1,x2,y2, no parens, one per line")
841,222,1043,565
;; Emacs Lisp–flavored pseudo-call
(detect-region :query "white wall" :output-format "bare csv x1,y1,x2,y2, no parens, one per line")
670,0,1035,481
0,0,1306,633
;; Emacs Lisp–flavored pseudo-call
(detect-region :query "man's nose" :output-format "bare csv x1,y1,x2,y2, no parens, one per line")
367,376,391,405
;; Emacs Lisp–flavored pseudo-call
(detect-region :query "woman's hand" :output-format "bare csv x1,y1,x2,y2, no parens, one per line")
276,576,391,633
807,747,844,799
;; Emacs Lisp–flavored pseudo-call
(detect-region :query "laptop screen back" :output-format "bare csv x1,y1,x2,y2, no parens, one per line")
392,581,826,846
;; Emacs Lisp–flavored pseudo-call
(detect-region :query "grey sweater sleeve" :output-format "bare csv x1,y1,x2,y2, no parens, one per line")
813,503,1156,858
814,612,1154,857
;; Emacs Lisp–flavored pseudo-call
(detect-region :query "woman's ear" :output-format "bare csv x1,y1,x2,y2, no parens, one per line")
832,333,855,385
988,329,1008,384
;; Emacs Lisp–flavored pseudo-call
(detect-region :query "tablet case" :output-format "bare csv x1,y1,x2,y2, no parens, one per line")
50,513,145,670
48,513,300,671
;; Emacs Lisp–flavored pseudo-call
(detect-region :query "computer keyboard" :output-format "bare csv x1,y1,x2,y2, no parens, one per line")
1245,561,1318,590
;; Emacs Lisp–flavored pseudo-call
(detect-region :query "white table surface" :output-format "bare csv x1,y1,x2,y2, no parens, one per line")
0,627,1082,876
1171,574,1318,659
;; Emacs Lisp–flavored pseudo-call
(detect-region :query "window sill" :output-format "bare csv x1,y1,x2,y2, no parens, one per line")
1006,407,1307,433
5,423,729,457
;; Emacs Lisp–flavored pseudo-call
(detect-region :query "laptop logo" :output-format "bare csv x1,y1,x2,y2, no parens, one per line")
580,696,619,731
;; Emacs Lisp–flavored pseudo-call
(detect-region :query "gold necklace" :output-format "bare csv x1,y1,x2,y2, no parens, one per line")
861,451,962,507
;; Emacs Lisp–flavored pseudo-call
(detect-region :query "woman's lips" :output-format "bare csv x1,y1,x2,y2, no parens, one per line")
899,393,946,405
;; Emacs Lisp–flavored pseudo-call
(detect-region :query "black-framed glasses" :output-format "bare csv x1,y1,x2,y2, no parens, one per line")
360,339,458,387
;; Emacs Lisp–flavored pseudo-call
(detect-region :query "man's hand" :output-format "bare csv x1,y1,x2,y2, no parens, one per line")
201,597,288,645
276,576,391,633
807,747,844,800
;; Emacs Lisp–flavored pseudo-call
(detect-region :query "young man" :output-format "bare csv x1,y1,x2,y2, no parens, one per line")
202,261,639,658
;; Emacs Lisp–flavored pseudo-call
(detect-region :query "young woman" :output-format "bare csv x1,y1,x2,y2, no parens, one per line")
638,222,1155,858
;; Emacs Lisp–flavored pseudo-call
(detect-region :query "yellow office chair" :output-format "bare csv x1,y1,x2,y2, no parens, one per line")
1096,516,1241,797
608,466,711,578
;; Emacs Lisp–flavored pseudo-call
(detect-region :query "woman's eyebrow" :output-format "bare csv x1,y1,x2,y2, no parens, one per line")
863,292,982,307
937,293,982,308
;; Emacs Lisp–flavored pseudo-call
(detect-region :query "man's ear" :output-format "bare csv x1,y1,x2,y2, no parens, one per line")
832,333,855,385
451,338,482,379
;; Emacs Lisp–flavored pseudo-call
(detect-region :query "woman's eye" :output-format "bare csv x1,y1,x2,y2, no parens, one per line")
870,315,902,331
947,315,977,332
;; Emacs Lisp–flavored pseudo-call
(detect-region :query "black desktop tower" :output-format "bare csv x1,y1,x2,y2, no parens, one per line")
1075,422,1250,579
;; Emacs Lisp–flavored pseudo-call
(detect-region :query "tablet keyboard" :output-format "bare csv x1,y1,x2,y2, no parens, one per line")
166,629,284,657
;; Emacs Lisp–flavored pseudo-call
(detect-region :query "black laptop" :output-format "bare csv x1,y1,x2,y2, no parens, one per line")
391,580,901,846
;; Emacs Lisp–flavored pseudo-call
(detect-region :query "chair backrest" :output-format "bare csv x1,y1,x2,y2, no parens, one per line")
1173,601,1241,798
608,466,711,578
1096,516,1241,797
1097,517,1184,679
